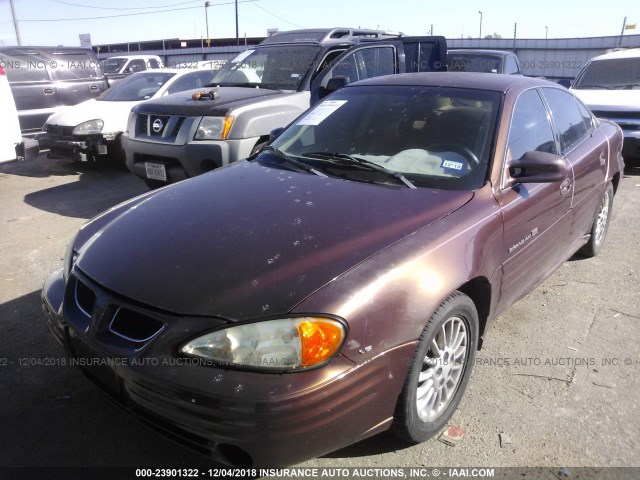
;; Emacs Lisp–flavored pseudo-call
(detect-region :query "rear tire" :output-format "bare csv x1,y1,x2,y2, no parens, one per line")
579,183,613,258
392,292,478,443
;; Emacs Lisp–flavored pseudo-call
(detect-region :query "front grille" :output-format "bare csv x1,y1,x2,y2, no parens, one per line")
149,115,170,136
172,117,185,136
591,111,640,131
46,124,75,138
75,279,96,317
137,114,185,138
109,307,165,343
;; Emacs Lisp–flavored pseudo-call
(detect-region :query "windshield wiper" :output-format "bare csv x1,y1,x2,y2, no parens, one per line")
257,146,327,177
302,152,417,189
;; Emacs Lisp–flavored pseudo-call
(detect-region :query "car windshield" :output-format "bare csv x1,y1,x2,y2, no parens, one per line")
448,54,501,73
208,45,321,90
573,58,640,89
102,58,128,74
267,85,501,190
98,72,176,101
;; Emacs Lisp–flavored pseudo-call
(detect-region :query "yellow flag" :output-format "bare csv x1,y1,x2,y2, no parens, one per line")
625,23,637,30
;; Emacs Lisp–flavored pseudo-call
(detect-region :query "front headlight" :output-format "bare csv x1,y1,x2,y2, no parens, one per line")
180,316,346,371
62,232,79,283
194,116,234,140
73,119,104,135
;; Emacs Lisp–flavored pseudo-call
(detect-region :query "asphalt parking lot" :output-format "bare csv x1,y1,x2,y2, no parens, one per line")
1,154,639,476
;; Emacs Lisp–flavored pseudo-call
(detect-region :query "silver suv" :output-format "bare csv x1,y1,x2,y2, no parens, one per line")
122,28,447,188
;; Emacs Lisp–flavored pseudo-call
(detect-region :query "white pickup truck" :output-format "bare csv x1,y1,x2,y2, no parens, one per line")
571,48,640,169
0,66,37,163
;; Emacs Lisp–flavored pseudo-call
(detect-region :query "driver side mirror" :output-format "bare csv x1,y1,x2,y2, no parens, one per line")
508,151,567,185
269,127,285,142
319,75,350,99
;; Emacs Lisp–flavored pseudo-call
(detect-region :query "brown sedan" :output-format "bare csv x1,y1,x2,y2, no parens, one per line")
42,73,623,467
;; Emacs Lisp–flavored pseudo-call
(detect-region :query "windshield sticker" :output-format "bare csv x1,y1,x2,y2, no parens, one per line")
231,49,255,63
441,159,465,172
298,100,348,126
290,73,300,78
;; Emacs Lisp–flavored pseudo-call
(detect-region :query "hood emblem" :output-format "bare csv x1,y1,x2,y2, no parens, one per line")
152,118,164,133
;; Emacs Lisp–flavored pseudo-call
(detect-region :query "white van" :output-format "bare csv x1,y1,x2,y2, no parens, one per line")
571,48,640,168
0,65,22,163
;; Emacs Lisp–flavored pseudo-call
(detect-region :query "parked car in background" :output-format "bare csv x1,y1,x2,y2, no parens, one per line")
43,73,622,468
39,68,217,164
0,46,108,136
101,55,164,87
122,27,447,188
571,48,640,168
448,49,521,74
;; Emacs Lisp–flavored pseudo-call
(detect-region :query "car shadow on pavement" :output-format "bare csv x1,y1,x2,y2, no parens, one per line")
0,290,216,469
322,431,414,459
3,156,149,219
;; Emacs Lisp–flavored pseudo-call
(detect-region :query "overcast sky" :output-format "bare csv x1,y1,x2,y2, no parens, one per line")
0,0,638,47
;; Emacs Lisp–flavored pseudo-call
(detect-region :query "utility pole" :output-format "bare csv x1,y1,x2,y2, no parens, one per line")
478,11,483,39
205,1,210,46
235,0,239,46
9,0,21,46
545,26,548,39
430,24,433,36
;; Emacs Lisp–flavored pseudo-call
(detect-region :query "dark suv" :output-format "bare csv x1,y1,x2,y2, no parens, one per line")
122,28,447,187
0,46,108,136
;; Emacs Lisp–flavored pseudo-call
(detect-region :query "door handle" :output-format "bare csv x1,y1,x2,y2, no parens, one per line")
43,88,55,95
560,178,571,196
89,85,99,91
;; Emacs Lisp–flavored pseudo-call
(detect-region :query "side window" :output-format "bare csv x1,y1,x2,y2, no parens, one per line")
576,99,595,134
541,87,588,153
505,55,520,75
148,59,160,69
0,54,50,82
323,46,395,86
127,59,146,73
508,89,557,161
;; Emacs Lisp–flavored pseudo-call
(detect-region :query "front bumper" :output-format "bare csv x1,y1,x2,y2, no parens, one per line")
39,133,113,162
122,133,259,185
42,268,412,467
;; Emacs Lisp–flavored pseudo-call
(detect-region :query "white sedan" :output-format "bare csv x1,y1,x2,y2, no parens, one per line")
39,68,216,163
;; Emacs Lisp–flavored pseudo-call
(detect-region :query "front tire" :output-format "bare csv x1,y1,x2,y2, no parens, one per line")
392,291,478,443
579,183,614,258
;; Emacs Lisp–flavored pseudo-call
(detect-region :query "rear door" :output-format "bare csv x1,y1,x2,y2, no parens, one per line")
310,36,447,104
539,87,607,237
48,50,107,109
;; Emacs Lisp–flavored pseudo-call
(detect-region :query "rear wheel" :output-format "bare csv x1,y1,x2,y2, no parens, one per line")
393,292,478,443
579,183,614,258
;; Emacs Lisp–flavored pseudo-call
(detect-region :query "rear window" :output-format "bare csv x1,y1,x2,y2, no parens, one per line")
448,54,501,73
0,53,50,82
49,53,101,80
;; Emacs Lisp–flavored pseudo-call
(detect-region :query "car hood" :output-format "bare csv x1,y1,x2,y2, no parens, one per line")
132,86,287,116
45,98,139,132
75,161,473,320
571,88,640,111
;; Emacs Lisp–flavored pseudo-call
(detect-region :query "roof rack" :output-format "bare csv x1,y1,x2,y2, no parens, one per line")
260,27,404,45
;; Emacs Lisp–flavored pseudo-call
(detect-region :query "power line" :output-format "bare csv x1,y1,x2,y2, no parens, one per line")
250,2,304,29
18,0,257,22
49,0,202,11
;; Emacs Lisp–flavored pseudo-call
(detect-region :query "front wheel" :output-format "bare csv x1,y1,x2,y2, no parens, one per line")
579,183,614,258
392,292,478,443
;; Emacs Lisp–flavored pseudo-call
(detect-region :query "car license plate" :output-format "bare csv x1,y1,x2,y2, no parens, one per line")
145,162,167,181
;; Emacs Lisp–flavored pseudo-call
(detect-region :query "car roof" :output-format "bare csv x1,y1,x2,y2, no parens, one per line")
449,49,511,57
106,55,161,60
589,48,640,61
352,72,557,93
